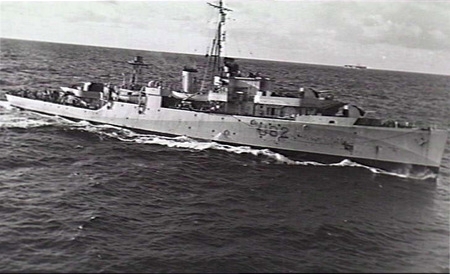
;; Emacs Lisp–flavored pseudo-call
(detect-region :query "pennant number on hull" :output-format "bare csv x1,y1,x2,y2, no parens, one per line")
250,119,289,139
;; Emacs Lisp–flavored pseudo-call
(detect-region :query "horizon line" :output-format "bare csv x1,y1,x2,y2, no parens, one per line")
1,36,449,77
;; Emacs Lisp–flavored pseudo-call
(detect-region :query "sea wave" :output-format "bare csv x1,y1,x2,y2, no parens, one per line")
0,105,73,129
0,100,11,107
0,112,59,129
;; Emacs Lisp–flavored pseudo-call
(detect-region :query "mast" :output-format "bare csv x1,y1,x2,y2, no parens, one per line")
198,1,231,92
199,1,232,92
207,0,231,73
127,56,148,89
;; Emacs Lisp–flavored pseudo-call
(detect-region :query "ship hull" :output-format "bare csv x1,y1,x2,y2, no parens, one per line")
6,94,448,174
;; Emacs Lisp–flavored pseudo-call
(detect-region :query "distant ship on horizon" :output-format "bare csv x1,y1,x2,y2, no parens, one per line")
344,64,368,70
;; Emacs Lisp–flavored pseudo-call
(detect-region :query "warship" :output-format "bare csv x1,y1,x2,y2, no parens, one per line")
5,1,448,174
344,64,368,70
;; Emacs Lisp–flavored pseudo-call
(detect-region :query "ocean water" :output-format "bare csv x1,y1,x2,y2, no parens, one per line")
0,38,449,273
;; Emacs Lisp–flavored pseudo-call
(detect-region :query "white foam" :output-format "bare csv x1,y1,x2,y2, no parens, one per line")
329,159,438,180
0,113,57,129
0,100,13,110
0,106,78,129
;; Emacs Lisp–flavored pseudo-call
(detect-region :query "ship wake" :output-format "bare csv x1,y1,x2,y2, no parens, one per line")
0,104,73,129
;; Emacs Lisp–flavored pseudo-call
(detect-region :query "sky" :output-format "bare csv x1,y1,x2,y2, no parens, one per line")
1,0,450,75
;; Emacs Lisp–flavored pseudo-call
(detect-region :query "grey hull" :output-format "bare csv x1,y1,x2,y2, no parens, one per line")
6,94,448,172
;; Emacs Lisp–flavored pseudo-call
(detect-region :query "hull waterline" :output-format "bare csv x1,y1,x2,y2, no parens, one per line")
5,94,448,175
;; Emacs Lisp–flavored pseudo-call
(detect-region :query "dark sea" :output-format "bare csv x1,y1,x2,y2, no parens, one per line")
1,38,449,273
